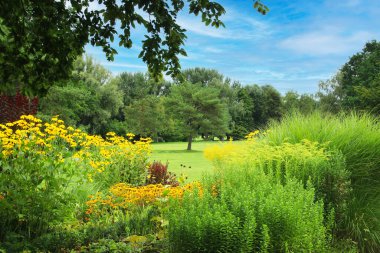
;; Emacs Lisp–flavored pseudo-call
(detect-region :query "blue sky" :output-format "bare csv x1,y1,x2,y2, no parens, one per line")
85,0,380,94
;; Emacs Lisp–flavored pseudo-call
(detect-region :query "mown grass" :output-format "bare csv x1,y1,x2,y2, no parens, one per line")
150,141,223,180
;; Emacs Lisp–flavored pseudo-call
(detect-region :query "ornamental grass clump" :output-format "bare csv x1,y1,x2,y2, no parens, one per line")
266,112,380,252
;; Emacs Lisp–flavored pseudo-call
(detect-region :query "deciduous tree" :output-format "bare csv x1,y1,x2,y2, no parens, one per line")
0,0,268,97
165,82,229,150
340,40,380,114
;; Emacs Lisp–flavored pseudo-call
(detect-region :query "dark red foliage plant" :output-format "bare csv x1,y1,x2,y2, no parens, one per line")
147,161,179,186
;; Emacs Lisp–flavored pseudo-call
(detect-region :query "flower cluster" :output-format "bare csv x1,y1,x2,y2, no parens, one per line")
204,142,239,161
245,130,260,140
0,115,152,182
85,182,203,217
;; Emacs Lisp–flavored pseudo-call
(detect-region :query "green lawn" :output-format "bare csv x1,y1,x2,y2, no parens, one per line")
150,141,219,181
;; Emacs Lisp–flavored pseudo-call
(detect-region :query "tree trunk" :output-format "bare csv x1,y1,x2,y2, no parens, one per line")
187,134,193,150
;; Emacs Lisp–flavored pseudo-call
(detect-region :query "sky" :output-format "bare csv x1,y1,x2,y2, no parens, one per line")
85,0,380,94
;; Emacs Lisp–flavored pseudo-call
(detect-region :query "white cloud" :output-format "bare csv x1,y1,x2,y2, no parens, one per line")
176,5,272,40
177,16,229,38
279,31,375,56
177,16,270,40
252,69,286,79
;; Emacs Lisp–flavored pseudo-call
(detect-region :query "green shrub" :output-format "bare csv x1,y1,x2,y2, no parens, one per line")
81,239,133,253
239,141,350,231
167,167,330,252
266,112,380,252
0,116,152,249
0,118,86,240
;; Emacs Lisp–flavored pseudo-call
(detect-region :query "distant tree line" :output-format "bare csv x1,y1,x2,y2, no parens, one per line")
38,40,380,148
38,57,285,147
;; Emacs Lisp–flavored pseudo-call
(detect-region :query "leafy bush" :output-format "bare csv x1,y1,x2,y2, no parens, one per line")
205,138,351,224
202,130,362,252
81,239,132,253
89,132,152,188
167,168,330,252
266,112,380,252
32,219,144,252
0,116,85,240
0,115,151,244
20,191,169,251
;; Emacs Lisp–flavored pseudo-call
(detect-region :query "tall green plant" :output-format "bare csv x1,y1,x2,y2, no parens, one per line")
266,112,380,252
167,167,330,252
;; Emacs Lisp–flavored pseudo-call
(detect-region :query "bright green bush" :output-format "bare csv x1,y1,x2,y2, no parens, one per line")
206,139,351,230
266,112,380,252
167,167,330,252
241,141,349,230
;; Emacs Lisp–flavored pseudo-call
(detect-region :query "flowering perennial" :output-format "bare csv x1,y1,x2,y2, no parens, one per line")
0,115,152,182
85,182,203,216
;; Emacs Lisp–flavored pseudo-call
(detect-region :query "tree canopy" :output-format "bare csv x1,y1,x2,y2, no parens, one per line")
165,82,230,150
317,40,380,115
38,56,123,135
124,96,166,138
0,0,268,97
340,40,380,114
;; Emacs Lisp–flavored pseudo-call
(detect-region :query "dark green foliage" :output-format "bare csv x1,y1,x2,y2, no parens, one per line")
233,84,282,135
114,72,171,107
38,56,123,135
0,1,87,96
31,219,139,252
124,96,167,138
262,85,282,120
165,82,230,150
81,239,133,253
0,0,232,96
39,63,287,141
283,91,317,115
3,203,162,252
318,40,380,115
179,68,225,86
340,40,380,113
316,72,344,114
180,68,249,140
